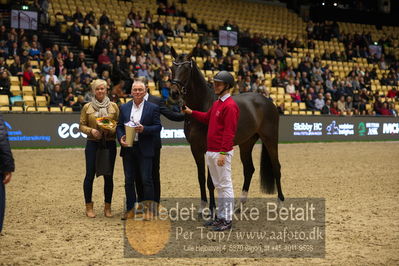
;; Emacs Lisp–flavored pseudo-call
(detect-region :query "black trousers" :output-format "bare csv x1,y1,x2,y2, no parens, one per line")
83,140,116,204
135,147,161,203
0,174,5,233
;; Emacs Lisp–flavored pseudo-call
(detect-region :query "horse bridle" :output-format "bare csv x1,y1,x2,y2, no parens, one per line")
171,60,193,96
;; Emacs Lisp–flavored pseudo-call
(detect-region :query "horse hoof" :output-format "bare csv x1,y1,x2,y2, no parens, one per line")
278,194,285,202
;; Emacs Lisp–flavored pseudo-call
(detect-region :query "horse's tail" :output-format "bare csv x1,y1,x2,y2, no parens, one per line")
260,142,276,194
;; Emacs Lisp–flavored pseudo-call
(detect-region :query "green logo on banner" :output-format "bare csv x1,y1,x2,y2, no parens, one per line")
358,122,366,136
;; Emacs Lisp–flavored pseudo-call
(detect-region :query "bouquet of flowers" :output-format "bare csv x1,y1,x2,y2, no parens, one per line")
96,117,117,130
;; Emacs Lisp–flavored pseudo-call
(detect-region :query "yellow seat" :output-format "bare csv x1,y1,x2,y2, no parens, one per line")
299,111,306,115
25,106,37,112
50,107,62,112
299,102,306,110
37,107,49,112
22,86,34,96
0,106,9,111
23,95,35,106
10,85,22,96
283,102,291,111
63,106,73,112
35,96,48,106
0,95,9,106
10,76,20,86
11,106,23,112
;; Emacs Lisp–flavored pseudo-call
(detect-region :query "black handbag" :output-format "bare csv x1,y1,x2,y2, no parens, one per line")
95,137,112,177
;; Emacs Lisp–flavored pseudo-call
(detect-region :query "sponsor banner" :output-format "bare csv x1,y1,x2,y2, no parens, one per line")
2,113,186,148
1,114,399,148
281,115,399,142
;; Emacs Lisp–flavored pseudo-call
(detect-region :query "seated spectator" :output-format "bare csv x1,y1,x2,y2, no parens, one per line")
330,101,340,115
0,70,11,97
89,21,100,37
42,58,53,75
64,86,76,107
387,87,397,98
28,41,41,59
72,95,86,112
358,98,367,115
50,83,64,108
81,20,91,36
22,65,36,86
111,80,127,99
65,52,77,72
125,13,134,27
159,41,170,54
292,90,301,102
133,15,143,28
321,99,331,115
45,67,59,87
373,96,383,115
36,76,48,96
72,7,84,23
345,96,353,113
314,93,325,110
389,102,398,117
337,96,346,114
8,42,19,58
9,56,23,76
157,3,167,16
0,41,9,58
70,20,82,47
99,11,111,26
58,68,68,83
137,64,151,81
97,49,111,71
84,11,96,24
305,94,316,110
379,102,391,116
285,79,296,95
184,22,195,33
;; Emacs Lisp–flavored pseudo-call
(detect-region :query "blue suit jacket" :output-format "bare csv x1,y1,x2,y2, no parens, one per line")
117,100,161,157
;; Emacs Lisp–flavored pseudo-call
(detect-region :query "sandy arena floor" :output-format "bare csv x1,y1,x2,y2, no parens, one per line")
0,142,398,265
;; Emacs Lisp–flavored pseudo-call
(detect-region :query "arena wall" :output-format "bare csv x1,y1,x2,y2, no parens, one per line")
2,114,399,148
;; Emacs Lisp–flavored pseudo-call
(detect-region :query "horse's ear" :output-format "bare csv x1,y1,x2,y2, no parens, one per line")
186,47,196,60
171,46,177,59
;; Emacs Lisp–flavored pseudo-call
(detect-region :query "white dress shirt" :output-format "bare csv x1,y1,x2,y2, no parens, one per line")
130,100,145,141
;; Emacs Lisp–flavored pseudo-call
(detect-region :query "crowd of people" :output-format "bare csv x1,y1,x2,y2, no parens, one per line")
0,0,398,116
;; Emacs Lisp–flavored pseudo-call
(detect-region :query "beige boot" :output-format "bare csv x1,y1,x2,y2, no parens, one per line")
85,202,96,218
104,203,113,218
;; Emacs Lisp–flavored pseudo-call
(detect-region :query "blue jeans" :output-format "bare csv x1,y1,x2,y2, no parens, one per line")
123,146,154,211
0,175,5,233
83,140,117,204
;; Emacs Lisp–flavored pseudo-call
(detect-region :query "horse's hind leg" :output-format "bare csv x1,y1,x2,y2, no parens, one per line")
190,147,208,212
259,132,285,202
207,168,216,217
238,135,259,206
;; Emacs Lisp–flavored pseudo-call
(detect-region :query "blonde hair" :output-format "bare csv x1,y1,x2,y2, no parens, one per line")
90,79,107,92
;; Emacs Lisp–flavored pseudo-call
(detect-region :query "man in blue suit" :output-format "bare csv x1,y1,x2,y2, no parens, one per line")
117,80,161,219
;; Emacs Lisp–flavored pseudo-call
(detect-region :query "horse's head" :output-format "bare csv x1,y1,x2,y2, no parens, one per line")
170,47,195,99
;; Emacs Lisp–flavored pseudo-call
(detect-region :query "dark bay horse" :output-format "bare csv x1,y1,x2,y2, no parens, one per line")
170,48,284,213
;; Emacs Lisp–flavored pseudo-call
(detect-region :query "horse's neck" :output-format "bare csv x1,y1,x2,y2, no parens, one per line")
186,68,215,112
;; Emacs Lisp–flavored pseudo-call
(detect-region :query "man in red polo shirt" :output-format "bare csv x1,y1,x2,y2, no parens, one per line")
183,71,239,231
